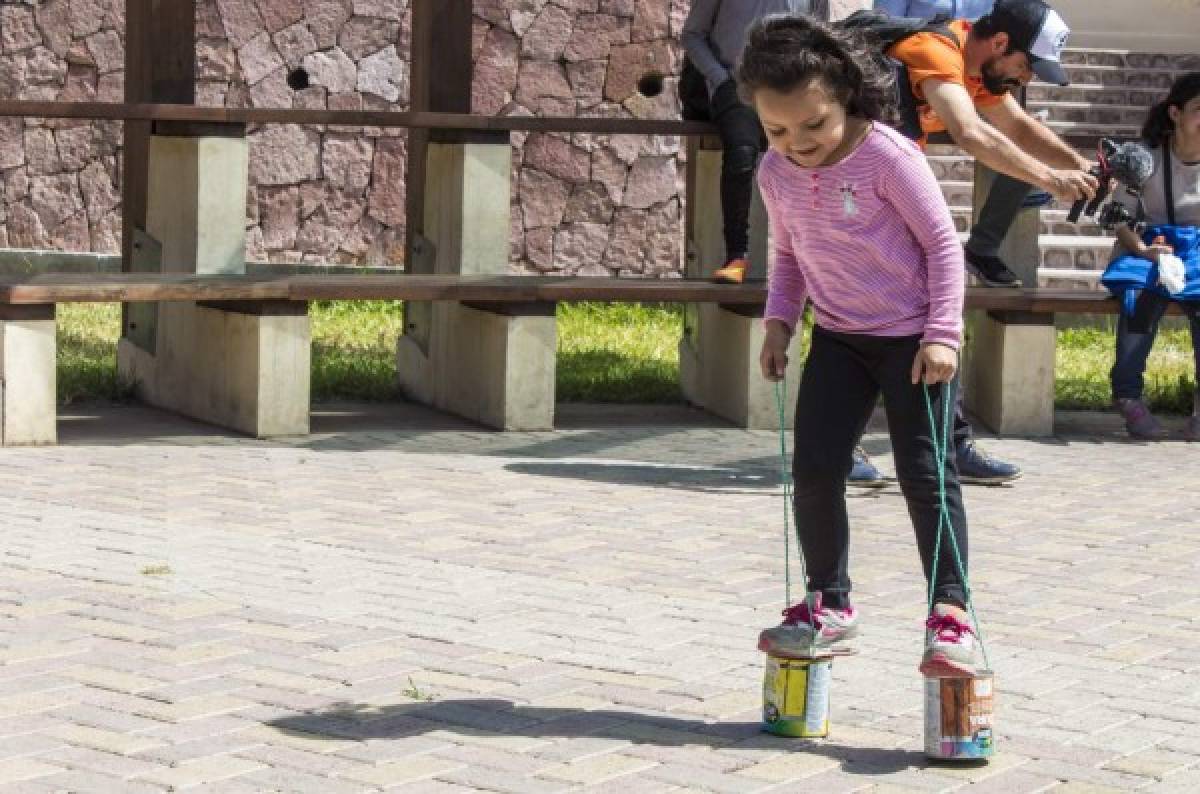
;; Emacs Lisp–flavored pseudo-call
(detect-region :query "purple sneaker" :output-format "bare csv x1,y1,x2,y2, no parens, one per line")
1115,398,1164,440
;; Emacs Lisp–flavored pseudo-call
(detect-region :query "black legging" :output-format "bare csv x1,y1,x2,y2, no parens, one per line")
792,327,970,609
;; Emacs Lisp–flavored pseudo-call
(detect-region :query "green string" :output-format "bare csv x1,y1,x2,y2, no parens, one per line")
774,379,817,656
922,381,990,670
774,377,989,668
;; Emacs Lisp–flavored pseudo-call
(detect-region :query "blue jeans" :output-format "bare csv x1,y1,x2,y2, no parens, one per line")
1110,292,1200,400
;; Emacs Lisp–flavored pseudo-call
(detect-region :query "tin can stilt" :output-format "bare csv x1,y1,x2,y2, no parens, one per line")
923,671,994,760
762,653,833,738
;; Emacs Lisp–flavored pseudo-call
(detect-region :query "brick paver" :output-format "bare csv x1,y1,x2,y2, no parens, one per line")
0,401,1197,792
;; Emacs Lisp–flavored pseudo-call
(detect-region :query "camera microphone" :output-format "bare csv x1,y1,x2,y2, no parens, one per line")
1107,141,1155,190
1068,139,1156,224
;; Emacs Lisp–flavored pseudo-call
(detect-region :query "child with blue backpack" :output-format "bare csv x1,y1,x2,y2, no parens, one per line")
1107,72,1200,440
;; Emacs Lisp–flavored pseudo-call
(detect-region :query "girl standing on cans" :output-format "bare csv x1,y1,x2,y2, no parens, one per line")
746,13,980,677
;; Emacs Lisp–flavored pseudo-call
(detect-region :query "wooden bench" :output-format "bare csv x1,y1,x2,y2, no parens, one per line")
0,272,1164,445
0,100,1116,442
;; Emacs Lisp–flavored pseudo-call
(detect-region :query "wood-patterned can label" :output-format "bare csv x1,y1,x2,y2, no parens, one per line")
924,671,995,760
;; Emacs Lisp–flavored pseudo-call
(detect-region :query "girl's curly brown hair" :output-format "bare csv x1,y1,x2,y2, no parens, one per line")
736,13,899,125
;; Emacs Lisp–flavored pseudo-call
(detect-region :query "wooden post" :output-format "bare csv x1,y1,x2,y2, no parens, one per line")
117,1,309,438
406,0,474,272
399,2,553,429
679,138,793,429
122,0,195,264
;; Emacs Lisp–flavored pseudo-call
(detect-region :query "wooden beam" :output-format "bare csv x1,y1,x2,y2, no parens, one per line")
406,0,475,274
0,101,717,135
0,274,1158,317
121,0,196,266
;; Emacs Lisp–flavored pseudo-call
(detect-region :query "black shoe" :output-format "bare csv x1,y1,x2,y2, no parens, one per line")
964,250,1021,288
956,441,1022,485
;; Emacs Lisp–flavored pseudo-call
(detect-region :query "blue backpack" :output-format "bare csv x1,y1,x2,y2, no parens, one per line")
1101,225,1200,316
1100,144,1200,316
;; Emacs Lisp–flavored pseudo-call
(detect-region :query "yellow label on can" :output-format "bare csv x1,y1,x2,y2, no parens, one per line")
782,662,807,716
763,655,831,738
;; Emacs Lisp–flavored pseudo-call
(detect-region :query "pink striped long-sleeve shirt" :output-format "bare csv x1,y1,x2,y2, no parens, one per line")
760,123,964,349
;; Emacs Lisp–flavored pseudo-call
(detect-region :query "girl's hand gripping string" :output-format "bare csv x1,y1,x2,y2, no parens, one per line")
760,320,792,381
911,342,958,386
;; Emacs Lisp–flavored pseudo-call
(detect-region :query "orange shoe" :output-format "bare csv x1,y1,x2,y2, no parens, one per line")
712,257,748,284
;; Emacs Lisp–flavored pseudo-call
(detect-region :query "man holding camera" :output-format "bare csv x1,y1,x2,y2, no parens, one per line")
847,0,1097,485
680,0,830,285
883,0,1098,287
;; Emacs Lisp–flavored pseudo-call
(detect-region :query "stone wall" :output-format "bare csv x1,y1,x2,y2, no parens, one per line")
0,0,125,254
0,0,697,275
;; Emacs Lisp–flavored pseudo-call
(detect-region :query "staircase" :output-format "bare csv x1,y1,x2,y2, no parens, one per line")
927,48,1198,287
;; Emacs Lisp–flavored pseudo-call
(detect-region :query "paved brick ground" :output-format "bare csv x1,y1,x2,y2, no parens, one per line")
1,401,1198,792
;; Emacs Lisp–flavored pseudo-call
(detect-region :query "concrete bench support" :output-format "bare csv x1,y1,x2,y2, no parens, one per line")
963,160,1054,436
119,301,311,438
680,139,799,429
0,305,56,445
964,310,1056,437
117,131,311,437
398,139,556,430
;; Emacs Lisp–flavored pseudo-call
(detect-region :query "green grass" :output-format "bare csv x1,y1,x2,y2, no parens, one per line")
58,303,132,405
53,302,1196,413
556,302,683,402
309,300,407,401
1056,325,1196,414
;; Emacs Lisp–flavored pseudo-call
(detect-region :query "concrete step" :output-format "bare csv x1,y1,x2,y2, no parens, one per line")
945,205,1110,237
1037,234,1114,271
1045,119,1140,141
1055,64,1186,91
1062,49,1200,72
1026,83,1168,108
956,231,1115,273
1029,100,1150,127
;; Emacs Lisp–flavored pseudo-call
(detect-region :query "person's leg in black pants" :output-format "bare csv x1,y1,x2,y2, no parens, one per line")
949,378,1022,483
679,65,765,280
855,375,1020,486
790,329,880,609
711,82,764,266
875,338,969,609
964,173,1032,287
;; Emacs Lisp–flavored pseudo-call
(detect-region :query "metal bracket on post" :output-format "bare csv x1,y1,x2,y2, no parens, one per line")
124,227,161,354
405,232,437,355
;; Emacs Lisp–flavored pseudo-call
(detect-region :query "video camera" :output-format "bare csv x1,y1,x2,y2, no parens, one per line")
1067,137,1155,229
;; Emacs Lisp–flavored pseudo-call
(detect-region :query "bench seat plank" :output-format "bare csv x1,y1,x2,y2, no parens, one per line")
0,273,1169,314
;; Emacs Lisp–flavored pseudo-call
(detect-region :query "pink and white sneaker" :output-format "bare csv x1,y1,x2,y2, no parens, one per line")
919,603,979,677
758,593,859,657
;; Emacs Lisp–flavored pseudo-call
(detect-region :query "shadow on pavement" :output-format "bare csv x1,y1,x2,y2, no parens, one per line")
269,698,938,775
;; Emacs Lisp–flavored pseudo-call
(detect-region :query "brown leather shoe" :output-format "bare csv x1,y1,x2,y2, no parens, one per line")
712,257,748,284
